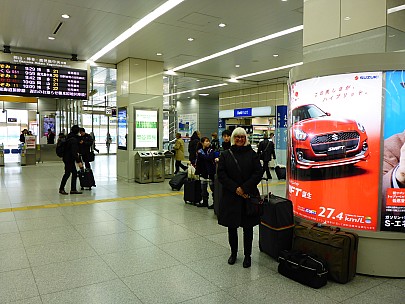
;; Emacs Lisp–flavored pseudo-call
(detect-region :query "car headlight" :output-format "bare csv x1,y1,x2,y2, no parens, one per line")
357,122,366,133
294,129,308,140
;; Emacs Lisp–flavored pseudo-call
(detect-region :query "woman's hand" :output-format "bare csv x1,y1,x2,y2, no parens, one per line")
236,186,248,198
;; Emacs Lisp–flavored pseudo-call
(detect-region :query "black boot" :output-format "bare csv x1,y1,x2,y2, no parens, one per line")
196,200,208,207
243,256,251,268
228,254,237,265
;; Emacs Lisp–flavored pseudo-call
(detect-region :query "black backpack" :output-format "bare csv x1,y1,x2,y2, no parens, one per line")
56,138,66,158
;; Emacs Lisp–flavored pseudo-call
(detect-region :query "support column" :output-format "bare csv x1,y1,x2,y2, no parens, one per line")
116,58,164,182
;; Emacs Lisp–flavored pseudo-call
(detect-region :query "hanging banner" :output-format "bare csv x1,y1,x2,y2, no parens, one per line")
288,72,382,231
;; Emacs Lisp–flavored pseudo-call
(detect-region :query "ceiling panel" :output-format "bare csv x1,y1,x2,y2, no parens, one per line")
0,0,304,98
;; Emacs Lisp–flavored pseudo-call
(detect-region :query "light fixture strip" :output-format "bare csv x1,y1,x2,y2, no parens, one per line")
387,4,405,14
233,62,303,80
163,83,227,97
88,0,185,61
170,25,303,72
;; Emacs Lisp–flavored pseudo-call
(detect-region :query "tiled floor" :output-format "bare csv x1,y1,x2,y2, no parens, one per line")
0,155,404,303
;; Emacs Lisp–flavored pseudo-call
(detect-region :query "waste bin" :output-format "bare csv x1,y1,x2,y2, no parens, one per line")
151,151,165,182
135,151,153,183
0,144,4,166
163,150,175,179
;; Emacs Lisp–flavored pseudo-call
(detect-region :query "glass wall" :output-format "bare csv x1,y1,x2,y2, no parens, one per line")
0,109,28,148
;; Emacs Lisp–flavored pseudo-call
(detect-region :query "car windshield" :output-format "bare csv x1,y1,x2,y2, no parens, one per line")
292,104,327,123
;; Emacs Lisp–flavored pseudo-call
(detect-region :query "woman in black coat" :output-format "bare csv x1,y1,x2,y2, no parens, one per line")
188,131,201,165
217,127,263,268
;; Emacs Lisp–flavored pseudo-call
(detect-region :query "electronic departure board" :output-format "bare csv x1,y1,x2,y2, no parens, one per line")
0,62,87,99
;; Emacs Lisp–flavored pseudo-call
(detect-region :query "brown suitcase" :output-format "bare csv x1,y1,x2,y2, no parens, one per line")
292,223,358,284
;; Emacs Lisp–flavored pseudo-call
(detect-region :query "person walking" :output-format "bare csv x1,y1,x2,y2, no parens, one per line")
59,125,83,195
173,133,188,174
257,132,276,179
79,128,94,169
217,127,262,268
211,132,220,152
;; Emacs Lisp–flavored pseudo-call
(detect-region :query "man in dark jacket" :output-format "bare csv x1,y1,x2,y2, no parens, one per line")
59,125,83,195
47,128,56,144
79,128,94,169
257,132,276,179
217,127,263,268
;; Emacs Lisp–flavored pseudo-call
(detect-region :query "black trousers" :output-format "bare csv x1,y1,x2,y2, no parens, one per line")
228,226,254,257
60,161,78,191
174,160,187,173
262,160,272,179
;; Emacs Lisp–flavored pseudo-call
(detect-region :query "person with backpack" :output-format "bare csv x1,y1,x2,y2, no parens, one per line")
257,132,276,179
58,125,83,195
79,128,94,169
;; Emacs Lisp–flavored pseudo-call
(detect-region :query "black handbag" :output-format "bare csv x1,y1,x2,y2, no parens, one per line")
278,250,328,289
88,151,95,162
245,194,264,217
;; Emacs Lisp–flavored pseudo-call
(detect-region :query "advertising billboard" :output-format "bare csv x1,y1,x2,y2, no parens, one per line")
117,107,127,150
134,109,158,149
381,70,405,232
288,72,382,231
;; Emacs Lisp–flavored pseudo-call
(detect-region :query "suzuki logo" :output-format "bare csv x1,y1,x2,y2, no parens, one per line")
331,134,339,141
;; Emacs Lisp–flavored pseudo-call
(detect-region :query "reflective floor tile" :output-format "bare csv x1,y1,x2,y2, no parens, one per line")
0,268,39,302
26,239,97,267
136,224,199,245
85,231,153,255
123,265,219,304
41,279,142,304
20,225,83,247
101,246,180,277
32,256,118,295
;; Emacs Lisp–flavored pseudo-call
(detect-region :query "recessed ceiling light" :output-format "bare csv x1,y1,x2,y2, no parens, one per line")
235,65,240,68
173,84,177,87
344,16,351,21
219,23,226,28
273,54,279,57
282,0,287,2
61,14,70,19
196,79,200,82
156,52,163,56
199,93,209,96
187,37,194,42
48,36,55,40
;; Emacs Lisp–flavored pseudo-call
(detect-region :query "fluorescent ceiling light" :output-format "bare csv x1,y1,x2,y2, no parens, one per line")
48,36,55,40
231,62,303,80
199,93,209,96
273,54,279,57
219,23,226,27
187,38,194,41
235,64,240,68
388,4,405,14
169,25,303,72
61,14,70,19
164,83,227,97
88,0,185,62
156,53,163,56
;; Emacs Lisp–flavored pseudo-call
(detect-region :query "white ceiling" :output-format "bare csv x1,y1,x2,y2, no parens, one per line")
0,0,304,98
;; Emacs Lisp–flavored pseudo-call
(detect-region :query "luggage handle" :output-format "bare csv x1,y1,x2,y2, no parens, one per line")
260,177,270,200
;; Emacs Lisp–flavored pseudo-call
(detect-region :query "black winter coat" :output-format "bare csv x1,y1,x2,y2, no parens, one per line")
63,133,81,163
257,139,276,161
217,145,263,228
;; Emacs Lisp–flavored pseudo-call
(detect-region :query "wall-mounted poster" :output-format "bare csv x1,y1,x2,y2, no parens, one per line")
288,72,382,231
178,113,198,137
134,109,158,149
381,70,405,232
117,107,127,150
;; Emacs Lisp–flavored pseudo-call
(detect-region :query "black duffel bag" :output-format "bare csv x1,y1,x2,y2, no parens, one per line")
278,250,328,289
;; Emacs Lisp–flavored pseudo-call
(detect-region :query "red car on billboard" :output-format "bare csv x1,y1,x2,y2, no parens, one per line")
290,104,369,170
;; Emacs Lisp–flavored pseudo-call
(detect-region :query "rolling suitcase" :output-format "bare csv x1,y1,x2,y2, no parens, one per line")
77,168,96,189
292,223,359,283
259,179,294,259
169,171,187,191
183,178,202,204
275,165,286,180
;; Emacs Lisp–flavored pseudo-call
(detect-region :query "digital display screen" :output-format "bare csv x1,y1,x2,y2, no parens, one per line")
134,109,158,149
0,62,87,99
117,107,127,150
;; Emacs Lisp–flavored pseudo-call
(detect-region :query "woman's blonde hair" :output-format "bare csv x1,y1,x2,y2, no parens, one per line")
231,127,249,146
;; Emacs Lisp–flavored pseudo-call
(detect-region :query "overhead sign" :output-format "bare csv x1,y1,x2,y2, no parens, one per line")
0,62,87,99
7,118,17,122
234,108,252,117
